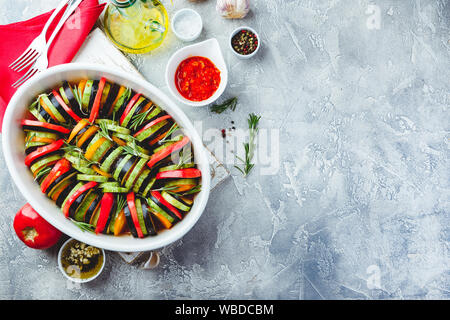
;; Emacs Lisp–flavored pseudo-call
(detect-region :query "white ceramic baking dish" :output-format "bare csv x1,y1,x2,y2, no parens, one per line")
2,63,211,252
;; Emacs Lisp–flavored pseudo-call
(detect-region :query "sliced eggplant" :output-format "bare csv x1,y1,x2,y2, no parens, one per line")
123,204,138,238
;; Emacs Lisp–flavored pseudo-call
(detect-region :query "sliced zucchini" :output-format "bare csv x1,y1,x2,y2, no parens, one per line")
77,174,109,183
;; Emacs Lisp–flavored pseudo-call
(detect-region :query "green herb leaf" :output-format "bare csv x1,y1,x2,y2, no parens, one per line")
129,108,152,131
210,97,238,114
72,85,86,115
98,122,113,142
180,185,202,196
235,113,261,177
70,218,95,233
24,132,37,149
34,166,51,181
158,123,179,145
152,185,180,192
115,194,126,215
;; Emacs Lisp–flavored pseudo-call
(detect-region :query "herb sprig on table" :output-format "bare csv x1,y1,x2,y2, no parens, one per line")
234,113,261,177
210,97,238,114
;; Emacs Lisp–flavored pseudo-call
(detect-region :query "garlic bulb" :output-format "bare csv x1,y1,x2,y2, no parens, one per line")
216,0,250,19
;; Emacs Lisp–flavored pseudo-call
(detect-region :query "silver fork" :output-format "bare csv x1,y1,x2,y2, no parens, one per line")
9,0,70,72
12,0,83,88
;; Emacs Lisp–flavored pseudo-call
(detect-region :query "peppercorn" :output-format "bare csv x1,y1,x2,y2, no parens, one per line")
231,29,259,55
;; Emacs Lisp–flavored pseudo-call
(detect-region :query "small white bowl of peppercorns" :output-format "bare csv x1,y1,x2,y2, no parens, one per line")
229,26,260,59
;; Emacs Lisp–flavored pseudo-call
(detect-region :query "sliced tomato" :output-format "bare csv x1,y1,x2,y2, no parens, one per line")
40,158,71,193
126,192,144,238
62,181,98,218
133,115,172,138
24,139,65,167
119,93,142,125
156,168,201,180
21,120,70,134
89,77,107,123
95,193,115,234
147,136,190,169
51,90,82,122
150,191,182,220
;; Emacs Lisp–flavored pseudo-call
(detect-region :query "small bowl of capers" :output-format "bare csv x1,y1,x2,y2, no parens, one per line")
58,238,106,283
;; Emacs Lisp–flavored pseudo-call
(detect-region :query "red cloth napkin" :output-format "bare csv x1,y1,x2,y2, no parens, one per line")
0,0,105,131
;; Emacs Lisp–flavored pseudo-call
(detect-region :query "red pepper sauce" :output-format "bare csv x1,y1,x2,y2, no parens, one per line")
175,56,221,102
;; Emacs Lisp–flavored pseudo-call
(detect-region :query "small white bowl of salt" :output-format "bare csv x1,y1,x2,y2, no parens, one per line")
171,8,203,42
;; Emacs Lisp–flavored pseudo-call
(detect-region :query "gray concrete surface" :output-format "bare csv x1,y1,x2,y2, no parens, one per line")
0,0,449,299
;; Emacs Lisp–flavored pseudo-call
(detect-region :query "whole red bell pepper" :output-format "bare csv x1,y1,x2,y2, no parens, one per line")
156,168,202,180
40,158,71,193
89,77,107,123
21,119,71,134
24,139,65,167
120,93,142,125
147,136,190,169
63,181,98,217
126,192,144,238
13,203,62,249
133,115,172,137
95,193,115,234
51,89,82,122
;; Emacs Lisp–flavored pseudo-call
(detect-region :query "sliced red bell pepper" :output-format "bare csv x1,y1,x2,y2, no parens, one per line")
147,136,190,169
40,158,71,193
89,77,107,123
21,119,70,134
133,115,172,137
156,168,202,180
51,90,82,122
95,192,115,234
119,93,142,125
24,139,65,167
63,181,98,218
150,191,182,220
126,192,144,238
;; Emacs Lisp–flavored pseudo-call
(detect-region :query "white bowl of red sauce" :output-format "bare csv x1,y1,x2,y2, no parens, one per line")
165,38,228,107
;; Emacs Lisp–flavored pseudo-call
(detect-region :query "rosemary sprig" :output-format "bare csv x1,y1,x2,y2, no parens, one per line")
179,185,202,196
175,150,193,169
34,166,51,181
129,109,152,131
151,185,180,192
72,85,86,115
122,139,142,158
158,123,179,145
70,218,95,233
115,194,126,215
98,122,113,142
25,132,36,149
62,142,99,167
234,113,261,177
210,97,238,114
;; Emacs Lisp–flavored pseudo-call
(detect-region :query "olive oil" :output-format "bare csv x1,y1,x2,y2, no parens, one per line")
104,0,169,54
60,239,104,280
